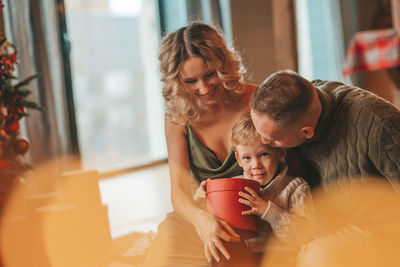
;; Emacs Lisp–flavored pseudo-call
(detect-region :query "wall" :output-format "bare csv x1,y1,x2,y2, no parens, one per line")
230,0,275,83
229,0,297,84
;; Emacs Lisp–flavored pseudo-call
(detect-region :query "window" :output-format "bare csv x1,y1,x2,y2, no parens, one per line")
64,0,166,172
296,0,347,82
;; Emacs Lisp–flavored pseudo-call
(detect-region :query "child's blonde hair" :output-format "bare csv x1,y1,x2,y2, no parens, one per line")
231,111,258,151
231,111,283,155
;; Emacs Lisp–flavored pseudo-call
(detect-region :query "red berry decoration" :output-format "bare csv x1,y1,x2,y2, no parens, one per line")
13,138,30,155
0,160,10,169
0,37,42,178
4,121,19,135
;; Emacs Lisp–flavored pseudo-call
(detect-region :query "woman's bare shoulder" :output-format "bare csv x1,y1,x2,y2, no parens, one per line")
165,115,187,136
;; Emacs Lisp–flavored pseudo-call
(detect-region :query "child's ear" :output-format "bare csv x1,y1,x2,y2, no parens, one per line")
234,152,242,167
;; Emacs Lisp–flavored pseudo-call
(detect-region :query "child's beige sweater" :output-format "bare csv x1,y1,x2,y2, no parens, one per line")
244,163,313,252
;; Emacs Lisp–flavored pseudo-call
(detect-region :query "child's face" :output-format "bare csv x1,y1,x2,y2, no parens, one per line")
235,137,285,186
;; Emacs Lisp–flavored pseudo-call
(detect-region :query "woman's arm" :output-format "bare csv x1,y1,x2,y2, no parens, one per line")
164,115,199,222
164,115,240,263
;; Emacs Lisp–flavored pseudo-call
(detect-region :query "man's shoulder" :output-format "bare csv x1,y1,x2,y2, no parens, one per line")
312,79,382,104
311,79,355,95
312,80,400,124
311,79,343,88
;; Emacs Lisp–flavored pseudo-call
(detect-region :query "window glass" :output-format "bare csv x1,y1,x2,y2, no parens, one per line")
64,0,166,172
296,0,347,82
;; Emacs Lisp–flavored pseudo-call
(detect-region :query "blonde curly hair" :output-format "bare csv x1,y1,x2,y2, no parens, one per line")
159,21,246,125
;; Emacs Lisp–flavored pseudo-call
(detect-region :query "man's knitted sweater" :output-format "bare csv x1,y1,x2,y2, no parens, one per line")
298,80,400,190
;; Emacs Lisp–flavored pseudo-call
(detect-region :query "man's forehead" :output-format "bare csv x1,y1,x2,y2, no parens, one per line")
251,110,277,129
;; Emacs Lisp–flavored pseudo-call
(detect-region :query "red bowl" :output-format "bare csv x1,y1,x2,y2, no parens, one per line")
206,178,260,232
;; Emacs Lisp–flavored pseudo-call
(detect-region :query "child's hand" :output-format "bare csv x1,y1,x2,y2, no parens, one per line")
193,179,208,201
238,186,269,217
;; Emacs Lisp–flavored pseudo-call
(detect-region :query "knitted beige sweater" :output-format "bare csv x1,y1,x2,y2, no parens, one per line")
245,163,313,252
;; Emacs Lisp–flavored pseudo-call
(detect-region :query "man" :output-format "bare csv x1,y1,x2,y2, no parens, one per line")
250,70,400,191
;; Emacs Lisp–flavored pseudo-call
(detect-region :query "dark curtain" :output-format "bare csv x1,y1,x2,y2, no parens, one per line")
3,0,75,173
187,0,223,27
158,0,224,35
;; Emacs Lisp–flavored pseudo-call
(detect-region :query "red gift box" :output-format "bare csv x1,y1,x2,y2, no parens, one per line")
206,178,260,232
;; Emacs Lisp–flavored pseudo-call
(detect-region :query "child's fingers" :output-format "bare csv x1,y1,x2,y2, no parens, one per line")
239,191,259,204
238,197,253,207
245,186,257,196
242,209,256,216
238,191,252,200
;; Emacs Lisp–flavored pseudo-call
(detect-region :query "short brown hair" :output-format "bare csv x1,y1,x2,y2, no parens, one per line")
250,70,314,125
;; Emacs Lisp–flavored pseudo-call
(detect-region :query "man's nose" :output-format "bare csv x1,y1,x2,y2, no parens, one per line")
261,136,271,144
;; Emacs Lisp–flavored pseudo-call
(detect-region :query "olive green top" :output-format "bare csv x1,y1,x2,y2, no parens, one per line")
186,125,243,182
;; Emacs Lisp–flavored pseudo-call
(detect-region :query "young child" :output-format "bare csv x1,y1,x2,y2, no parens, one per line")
232,111,313,252
194,111,313,253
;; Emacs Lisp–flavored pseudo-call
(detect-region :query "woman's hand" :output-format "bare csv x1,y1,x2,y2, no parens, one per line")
194,210,240,263
239,186,269,217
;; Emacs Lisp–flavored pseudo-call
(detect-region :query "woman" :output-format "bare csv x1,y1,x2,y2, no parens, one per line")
143,22,257,266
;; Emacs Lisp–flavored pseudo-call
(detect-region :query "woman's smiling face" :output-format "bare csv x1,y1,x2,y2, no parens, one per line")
179,56,223,106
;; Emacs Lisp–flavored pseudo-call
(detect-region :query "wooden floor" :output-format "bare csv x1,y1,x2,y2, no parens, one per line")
0,165,173,266
98,163,173,239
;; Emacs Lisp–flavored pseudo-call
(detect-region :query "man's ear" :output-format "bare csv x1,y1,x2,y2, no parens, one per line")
300,126,315,139
234,152,242,167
